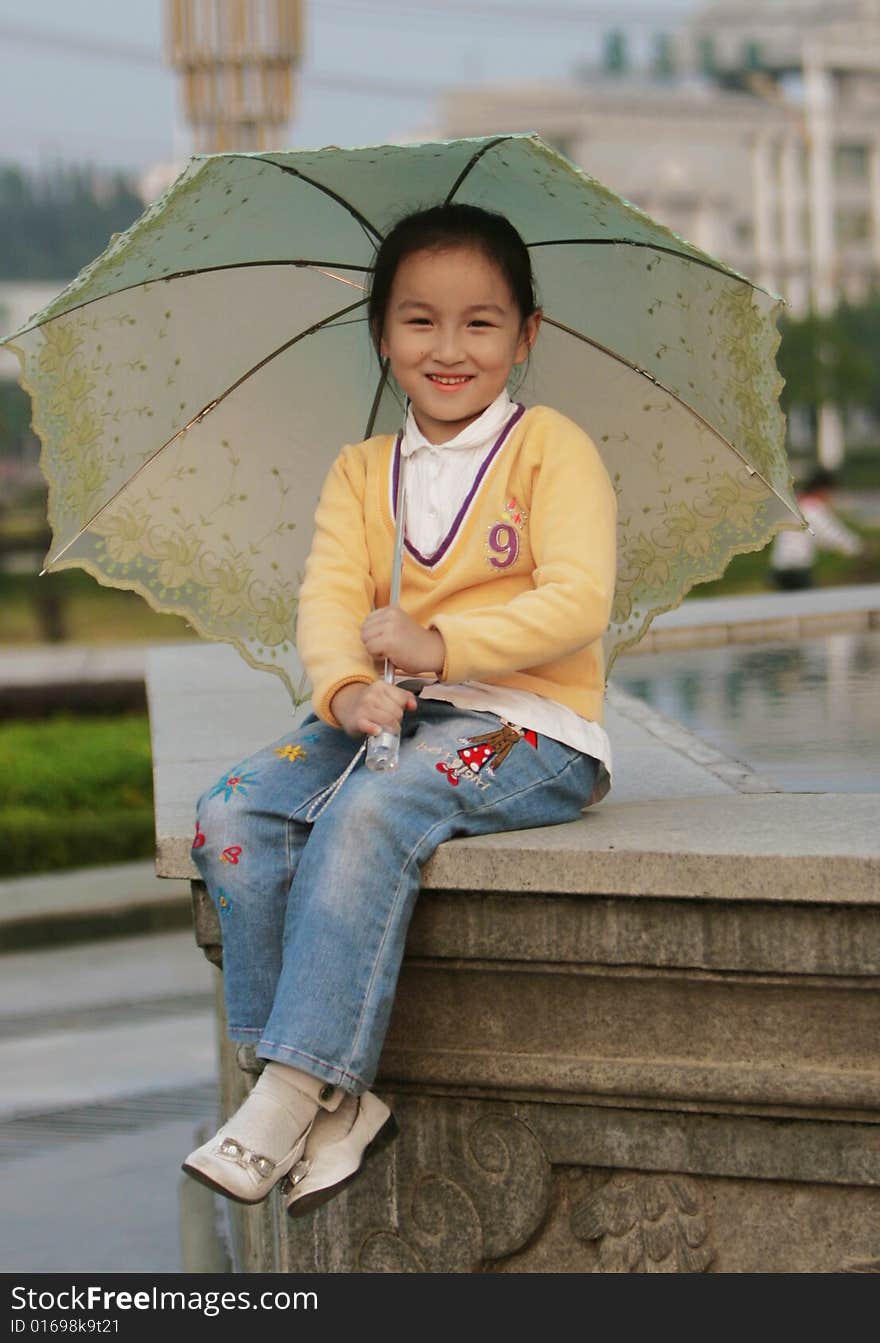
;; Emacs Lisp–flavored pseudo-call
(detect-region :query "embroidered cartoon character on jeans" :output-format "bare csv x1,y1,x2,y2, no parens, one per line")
436,720,538,787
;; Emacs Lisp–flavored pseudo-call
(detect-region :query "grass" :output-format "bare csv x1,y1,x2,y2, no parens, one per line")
0,712,157,876
0,569,197,645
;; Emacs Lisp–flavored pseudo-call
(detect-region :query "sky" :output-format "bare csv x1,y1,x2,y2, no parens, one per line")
0,0,701,178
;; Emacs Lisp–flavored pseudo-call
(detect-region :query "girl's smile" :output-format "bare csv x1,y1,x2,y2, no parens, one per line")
425,374,475,390
379,245,541,444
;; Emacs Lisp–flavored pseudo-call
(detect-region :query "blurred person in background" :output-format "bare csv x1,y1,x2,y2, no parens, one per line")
770,468,863,590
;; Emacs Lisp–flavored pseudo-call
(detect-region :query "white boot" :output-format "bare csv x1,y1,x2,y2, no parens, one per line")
282,1090,398,1218
182,1063,344,1204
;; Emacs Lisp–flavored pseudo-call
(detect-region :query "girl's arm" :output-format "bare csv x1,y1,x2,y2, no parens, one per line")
429,432,618,683
296,443,379,726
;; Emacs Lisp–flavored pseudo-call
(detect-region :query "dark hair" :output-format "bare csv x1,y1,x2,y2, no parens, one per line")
367,202,539,355
801,467,836,494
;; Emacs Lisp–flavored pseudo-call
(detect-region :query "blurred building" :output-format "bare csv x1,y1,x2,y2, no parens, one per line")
437,0,880,322
436,0,880,467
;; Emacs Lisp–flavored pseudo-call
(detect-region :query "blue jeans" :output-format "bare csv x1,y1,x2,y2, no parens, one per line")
191,699,598,1095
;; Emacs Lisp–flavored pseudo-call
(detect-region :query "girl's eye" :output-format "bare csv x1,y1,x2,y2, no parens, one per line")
405,318,493,327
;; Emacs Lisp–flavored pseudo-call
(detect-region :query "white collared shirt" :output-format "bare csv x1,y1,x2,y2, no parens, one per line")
400,391,518,557
398,391,613,794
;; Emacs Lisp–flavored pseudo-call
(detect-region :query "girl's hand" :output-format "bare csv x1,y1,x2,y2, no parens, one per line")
360,606,446,675
330,679,418,739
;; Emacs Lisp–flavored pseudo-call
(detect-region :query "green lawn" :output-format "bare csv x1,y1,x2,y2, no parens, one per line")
1,713,157,876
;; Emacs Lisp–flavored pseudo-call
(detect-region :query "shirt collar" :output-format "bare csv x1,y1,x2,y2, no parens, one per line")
400,388,515,458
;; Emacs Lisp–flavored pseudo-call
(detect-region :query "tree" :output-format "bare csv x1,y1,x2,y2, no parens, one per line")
0,380,30,445
835,293,880,420
603,30,628,77
777,301,874,418
0,162,143,281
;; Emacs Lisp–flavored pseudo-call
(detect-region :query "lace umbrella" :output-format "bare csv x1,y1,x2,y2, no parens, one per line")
1,133,799,705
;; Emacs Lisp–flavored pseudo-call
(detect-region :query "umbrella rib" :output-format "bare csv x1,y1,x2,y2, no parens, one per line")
364,358,394,440
444,136,515,204
41,294,370,572
251,156,386,245
5,260,375,340
527,237,779,297
541,314,800,520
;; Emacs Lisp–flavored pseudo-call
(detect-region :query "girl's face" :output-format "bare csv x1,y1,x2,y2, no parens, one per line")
379,245,541,445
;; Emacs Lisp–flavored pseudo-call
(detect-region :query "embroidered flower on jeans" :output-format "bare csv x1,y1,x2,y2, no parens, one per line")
208,770,260,802
274,743,307,762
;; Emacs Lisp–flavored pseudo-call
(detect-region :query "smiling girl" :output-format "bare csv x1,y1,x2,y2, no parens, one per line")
184,202,617,1219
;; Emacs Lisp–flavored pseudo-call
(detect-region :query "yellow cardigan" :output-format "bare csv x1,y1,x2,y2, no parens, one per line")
297,404,618,728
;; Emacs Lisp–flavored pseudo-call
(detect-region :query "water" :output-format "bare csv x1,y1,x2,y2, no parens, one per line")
614,630,880,793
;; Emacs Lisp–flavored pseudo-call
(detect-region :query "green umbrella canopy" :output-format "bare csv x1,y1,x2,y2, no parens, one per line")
1,133,797,703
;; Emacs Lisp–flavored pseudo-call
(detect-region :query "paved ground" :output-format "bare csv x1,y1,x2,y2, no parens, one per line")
1,861,192,951
0,929,221,1273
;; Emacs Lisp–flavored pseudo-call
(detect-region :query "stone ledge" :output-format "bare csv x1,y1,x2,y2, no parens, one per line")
0,862,192,951
163,791,880,903
405,891,880,976
619,584,880,660
381,961,880,1116
192,880,880,978
621,603,879,656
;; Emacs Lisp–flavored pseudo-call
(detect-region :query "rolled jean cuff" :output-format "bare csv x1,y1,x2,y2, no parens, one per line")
255,1039,367,1096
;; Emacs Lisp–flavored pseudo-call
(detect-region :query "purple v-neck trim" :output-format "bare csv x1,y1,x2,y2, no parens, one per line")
391,402,526,569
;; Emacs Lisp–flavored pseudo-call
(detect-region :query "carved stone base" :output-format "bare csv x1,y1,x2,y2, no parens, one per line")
218,1083,879,1273
196,868,880,1274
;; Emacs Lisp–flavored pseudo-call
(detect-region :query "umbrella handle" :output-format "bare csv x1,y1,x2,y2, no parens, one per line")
365,724,400,772
366,422,408,775
365,654,400,771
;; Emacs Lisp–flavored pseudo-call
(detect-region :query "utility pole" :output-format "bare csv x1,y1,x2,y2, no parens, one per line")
164,0,303,153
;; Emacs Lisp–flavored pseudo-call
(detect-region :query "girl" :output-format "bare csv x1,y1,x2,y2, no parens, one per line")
184,202,617,1219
